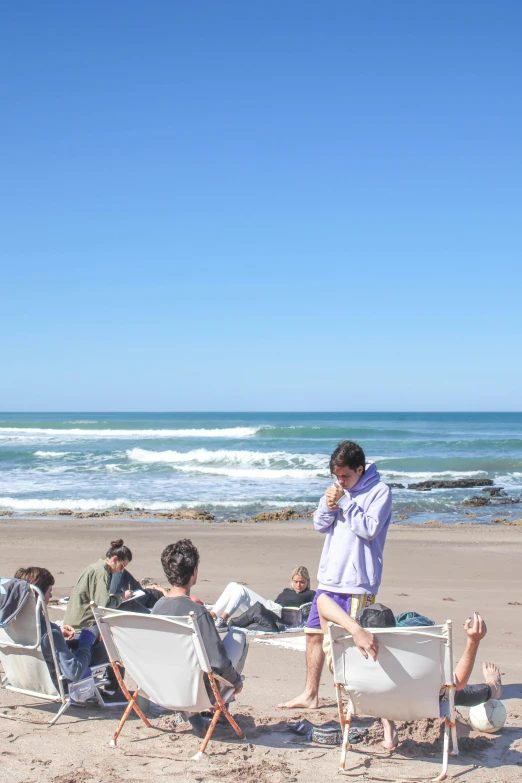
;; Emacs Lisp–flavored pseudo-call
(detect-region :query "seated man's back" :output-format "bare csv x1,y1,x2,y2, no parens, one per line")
152,595,243,689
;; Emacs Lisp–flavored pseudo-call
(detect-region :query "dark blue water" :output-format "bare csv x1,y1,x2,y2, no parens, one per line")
0,412,520,523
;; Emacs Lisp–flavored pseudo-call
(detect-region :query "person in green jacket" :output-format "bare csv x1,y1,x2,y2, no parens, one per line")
63,539,164,631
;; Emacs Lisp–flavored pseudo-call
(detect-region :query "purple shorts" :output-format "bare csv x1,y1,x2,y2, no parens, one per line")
305,589,376,634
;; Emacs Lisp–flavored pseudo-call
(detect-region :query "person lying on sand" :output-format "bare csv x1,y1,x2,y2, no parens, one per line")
209,566,316,630
9,567,125,702
318,596,502,750
63,539,165,631
151,538,248,737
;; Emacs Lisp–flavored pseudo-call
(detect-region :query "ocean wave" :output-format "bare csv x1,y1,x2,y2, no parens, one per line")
34,451,72,458
0,426,260,441
126,447,327,469
173,465,326,479
0,496,313,513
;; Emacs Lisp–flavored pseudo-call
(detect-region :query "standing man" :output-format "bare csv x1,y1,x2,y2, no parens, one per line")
278,441,392,709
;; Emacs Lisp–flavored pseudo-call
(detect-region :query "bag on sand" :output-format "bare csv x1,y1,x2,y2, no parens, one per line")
232,601,286,632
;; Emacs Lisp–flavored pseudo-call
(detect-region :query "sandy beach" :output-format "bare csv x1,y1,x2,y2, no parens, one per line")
1,516,522,782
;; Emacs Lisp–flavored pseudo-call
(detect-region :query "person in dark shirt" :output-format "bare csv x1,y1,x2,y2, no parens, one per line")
209,566,316,629
151,539,248,736
13,567,108,690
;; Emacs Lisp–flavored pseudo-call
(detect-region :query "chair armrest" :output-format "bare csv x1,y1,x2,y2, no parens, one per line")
213,674,235,688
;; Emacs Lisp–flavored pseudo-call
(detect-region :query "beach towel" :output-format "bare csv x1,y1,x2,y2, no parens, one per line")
0,577,31,627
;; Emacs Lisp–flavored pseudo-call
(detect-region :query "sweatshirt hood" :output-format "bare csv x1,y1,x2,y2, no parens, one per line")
350,461,381,496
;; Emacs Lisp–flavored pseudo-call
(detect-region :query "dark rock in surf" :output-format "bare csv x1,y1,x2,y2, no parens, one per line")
462,495,490,507
387,483,405,489
482,487,506,496
408,479,494,491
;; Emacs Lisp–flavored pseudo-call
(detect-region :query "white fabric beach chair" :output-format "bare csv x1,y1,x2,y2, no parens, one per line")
0,583,110,724
328,619,458,781
91,602,245,758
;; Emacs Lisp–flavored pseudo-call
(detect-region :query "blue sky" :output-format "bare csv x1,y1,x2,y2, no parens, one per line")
1,1,521,411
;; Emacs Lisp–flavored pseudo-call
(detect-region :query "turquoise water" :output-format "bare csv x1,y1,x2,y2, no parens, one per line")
0,412,521,523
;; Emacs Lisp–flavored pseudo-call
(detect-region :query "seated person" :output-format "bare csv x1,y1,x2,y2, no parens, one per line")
209,566,316,629
12,566,125,702
317,595,502,750
152,539,248,735
64,539,165,631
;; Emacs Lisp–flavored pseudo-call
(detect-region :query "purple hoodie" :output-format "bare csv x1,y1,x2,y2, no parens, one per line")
314,461,392,594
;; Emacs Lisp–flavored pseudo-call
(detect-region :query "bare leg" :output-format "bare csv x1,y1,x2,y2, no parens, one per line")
277,633,324,709
381,718,398,750
482,662,502,699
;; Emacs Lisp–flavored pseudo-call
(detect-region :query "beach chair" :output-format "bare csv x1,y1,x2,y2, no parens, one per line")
91,603,245,758
0,583,110,724
328,619,458,782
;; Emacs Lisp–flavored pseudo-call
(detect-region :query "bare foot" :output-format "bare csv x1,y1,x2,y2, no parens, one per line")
483,661,502,699
277,693,319,709
381,718,398,750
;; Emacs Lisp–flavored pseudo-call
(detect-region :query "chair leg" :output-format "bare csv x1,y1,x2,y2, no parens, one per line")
432,717,450,782
336,684,346,731
221,702,245,739
192,708,221,759
110,689,140,747
49,699,71,726
339,711,352,771
110,662,151,727
192,671,245,759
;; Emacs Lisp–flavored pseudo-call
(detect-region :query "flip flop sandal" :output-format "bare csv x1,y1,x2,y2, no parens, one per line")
287,719,315,736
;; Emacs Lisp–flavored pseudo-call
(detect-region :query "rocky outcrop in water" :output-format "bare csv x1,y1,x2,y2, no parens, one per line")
387,483,405,489
408,479,494,491
482,487,507,496
462,495,491,507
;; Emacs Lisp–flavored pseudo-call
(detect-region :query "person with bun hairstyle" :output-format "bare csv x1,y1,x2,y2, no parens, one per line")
64,539,164,632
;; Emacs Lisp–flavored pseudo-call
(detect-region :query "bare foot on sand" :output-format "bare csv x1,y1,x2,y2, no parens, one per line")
277,692,319,710
483,661,502,699
381,718,398,750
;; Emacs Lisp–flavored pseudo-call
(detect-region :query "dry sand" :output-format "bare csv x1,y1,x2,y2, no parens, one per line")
1,517,522,782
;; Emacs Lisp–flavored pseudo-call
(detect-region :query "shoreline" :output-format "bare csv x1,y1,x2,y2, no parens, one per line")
1,510,521,526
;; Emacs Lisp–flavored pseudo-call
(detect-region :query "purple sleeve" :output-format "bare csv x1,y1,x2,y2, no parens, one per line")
313,496,339,533
337,487,392,541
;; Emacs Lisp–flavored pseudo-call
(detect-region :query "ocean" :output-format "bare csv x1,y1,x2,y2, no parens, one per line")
0,412,521,524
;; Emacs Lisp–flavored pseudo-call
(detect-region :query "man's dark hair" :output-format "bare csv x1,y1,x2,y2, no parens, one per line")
15,566,55,594
161,539,200,586
329,441,366,474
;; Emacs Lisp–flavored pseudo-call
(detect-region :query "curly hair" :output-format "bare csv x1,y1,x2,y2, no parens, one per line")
161,539,200,586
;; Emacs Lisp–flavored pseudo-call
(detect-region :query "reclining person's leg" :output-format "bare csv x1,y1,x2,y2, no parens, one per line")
211,582,273,620
222,629,249,678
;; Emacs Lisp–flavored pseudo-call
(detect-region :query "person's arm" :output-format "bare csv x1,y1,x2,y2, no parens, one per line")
197,611,242,690
336,486,392,541
313,495,340,533
454,613,487,690
90,568,121,609
42,626,96,683
317,593,379,661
